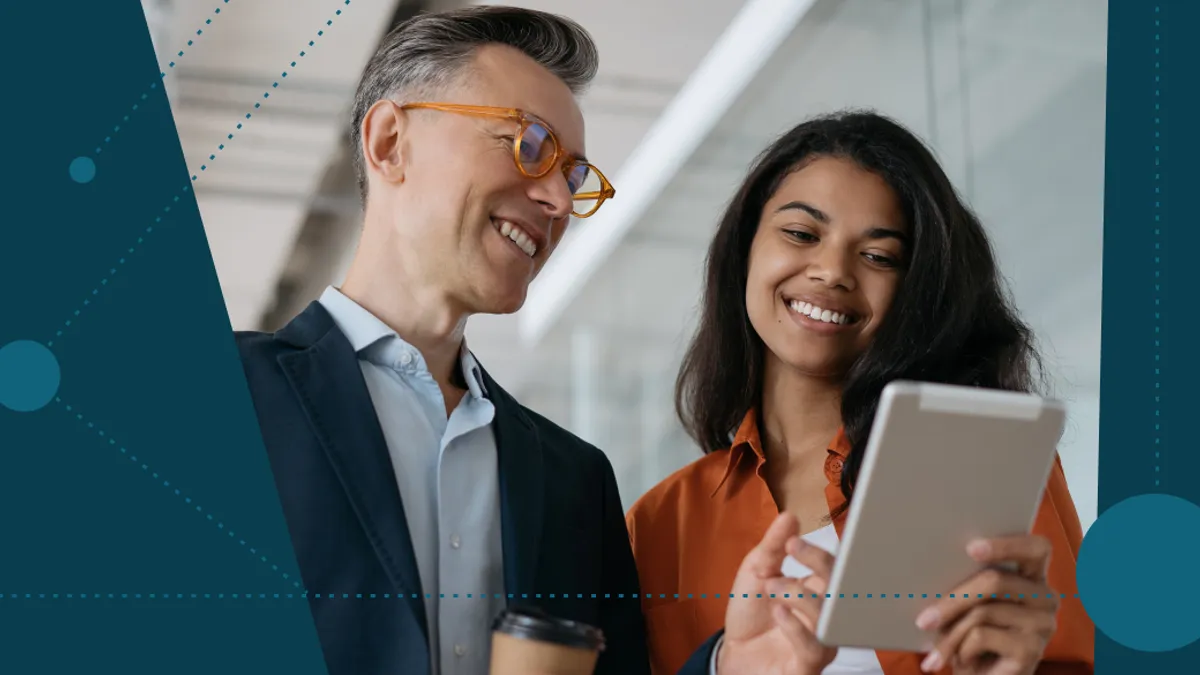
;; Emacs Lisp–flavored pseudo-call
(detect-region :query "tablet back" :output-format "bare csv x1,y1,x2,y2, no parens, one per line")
815,381,1067,653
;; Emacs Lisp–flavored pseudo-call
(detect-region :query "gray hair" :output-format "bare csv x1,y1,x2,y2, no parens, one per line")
349,5,600,204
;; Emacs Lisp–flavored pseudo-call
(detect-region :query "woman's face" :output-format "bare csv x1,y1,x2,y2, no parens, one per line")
746,155,910,380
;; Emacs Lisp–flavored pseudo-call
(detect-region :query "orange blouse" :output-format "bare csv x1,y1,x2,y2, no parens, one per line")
626,409,1095,675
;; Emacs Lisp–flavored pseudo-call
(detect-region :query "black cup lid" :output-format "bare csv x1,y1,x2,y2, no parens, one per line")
492,607,605,652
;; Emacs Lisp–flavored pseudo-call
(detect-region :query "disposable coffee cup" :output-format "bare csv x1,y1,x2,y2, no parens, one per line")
489,606,606,675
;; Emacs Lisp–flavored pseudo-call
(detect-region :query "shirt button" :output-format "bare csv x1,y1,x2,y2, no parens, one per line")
450,535,461,549
398,351,414,367
454,644,466,657
824,453,844,480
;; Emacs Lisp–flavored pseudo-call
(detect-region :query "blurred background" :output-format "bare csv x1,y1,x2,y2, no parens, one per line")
144,0,1105,529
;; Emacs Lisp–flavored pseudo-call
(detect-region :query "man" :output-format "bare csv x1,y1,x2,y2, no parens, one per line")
235,7,645,675
236,6,803,675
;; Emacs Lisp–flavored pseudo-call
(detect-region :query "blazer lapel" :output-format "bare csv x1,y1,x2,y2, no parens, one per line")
481,368,545,600
275,302,428,639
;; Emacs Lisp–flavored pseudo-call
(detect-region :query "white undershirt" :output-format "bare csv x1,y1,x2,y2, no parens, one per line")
780,524,886,675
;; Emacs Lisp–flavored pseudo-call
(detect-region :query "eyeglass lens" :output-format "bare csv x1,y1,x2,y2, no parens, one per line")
517,121,603,216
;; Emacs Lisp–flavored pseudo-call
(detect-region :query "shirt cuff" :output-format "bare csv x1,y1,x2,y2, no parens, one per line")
709,634,725,675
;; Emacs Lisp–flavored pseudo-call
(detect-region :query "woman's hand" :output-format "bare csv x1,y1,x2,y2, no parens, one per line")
717,513,839,675
917,535,1060,675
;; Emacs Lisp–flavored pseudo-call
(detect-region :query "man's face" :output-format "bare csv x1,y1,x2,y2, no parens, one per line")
363,44,587,315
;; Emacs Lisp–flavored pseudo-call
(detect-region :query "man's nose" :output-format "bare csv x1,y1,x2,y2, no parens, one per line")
528,169,574,220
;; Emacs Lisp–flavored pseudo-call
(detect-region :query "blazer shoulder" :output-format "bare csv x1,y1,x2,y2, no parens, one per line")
519,404,609,466
234,329,272,354
232,330,296,383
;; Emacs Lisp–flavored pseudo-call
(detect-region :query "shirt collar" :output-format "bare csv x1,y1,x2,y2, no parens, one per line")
710,408,850,498
318,286,395,353
458,344,488,400
317,286,488,399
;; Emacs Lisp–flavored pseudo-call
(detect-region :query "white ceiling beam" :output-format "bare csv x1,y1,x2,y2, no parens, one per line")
517,0,820,346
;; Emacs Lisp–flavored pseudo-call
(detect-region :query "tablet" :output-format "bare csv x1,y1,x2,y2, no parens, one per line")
814,380,1066,653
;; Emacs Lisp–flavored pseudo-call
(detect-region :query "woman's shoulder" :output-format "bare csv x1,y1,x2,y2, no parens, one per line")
626,449,733,536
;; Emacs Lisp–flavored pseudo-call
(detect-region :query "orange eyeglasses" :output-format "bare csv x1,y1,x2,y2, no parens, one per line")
400,102,615,218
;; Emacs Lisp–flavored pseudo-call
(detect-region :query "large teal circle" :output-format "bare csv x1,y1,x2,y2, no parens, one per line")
0,340,61,412
1077,493,1200,652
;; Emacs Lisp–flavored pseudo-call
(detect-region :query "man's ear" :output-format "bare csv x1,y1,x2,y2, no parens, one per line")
362,100,408,187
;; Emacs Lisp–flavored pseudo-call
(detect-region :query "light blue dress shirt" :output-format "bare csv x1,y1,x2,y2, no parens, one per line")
319,287,506,675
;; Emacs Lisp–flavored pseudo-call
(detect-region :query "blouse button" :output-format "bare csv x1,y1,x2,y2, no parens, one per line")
824,453,844,479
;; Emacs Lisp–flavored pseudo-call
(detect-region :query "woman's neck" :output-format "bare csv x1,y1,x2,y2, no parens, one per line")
758,357,846,528
759,356,844,466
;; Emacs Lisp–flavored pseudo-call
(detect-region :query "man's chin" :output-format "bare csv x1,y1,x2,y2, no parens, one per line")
478,287,528,317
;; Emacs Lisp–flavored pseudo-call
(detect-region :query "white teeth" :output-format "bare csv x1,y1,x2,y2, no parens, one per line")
787,299,853,325
495,219,537,258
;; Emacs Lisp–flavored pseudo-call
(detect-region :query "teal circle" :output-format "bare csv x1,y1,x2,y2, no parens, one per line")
0,340,61,412
69,156,96,184
1077,493,1200,652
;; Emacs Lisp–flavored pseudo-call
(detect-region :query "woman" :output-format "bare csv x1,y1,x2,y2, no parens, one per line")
627,110,1094,675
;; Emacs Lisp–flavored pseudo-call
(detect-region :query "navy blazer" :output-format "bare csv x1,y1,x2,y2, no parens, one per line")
234,302,718,675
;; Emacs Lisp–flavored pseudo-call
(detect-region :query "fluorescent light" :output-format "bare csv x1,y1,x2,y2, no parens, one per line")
517,0,820,346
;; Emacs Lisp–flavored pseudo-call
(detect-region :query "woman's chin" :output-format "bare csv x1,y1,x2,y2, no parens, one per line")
770,349,853,382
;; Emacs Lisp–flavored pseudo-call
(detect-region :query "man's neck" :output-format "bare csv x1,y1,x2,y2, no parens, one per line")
339,257,469,395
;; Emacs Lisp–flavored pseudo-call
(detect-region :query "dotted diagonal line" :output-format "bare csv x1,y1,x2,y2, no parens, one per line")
47,185,194,349
190,0,351,183
49,1,353,349
91,82,164,157
55,398,303,591
1153,6,1163,488
0,592,1086,601
94,2,238,157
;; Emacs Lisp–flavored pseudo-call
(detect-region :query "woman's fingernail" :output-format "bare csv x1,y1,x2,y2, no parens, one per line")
920,650,943,672
967,539,991,559
916,608,940,630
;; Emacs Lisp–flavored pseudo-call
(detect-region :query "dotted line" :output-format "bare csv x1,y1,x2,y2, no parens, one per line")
52,1,352,348
92,82,163,156
1154,5,1162,489
54,398,302,591
0,592,1084,601
160,1,236,76
94,2,237,157
1,593,302,600
47,186,194,349
688,593,1080,600
190,0,351,183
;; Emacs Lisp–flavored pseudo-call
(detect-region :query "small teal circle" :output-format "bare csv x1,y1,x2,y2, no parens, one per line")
69,156,96,184
0,340,61,412
1077,493,1200,652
